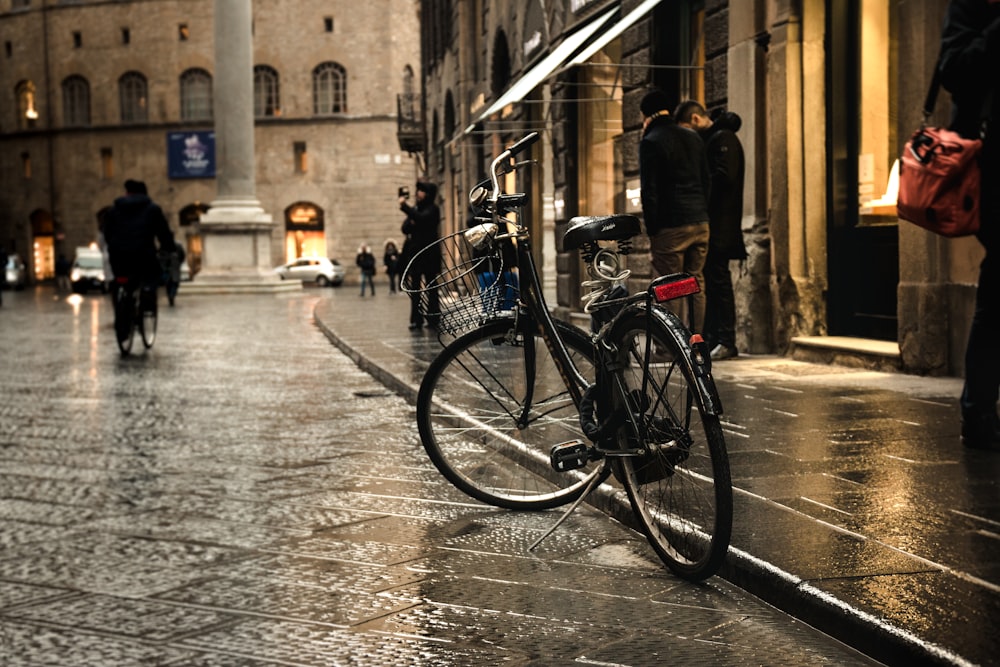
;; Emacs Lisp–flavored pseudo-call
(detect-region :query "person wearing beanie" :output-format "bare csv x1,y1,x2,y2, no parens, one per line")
638,88,711,334
675,99,747,360
399,180,441,329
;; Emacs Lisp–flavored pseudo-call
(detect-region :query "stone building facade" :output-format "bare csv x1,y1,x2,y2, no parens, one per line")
417,0,979,377
0,0,421,284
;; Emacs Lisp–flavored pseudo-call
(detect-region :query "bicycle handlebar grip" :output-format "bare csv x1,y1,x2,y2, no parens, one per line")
507,132,539,157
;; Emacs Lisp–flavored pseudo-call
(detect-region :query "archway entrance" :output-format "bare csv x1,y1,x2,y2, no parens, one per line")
284,202,325,261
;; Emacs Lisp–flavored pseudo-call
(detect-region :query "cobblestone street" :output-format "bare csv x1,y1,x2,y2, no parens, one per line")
0,288,879,666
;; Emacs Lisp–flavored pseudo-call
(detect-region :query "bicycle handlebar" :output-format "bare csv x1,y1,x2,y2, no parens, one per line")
488,133,539,204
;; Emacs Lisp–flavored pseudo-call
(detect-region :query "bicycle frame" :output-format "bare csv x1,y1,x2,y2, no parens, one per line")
473,134,721,440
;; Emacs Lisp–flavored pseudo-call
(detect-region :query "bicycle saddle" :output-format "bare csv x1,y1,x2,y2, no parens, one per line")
563,215,641,250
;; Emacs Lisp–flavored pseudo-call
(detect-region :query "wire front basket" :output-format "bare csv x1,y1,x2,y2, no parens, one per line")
402,229,519,336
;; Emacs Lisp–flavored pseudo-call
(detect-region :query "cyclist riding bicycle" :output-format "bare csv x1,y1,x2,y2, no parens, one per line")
102,179,175,298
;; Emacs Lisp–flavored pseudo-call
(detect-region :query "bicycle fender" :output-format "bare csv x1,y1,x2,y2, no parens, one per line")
640,305,725,417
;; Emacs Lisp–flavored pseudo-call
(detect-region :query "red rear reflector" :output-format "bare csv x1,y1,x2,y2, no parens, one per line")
115,276,130,285
690,334,704,344
653,276,699,303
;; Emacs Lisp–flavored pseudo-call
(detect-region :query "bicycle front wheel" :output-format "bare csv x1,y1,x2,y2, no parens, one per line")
610,310,732,581
140,290,157,348
114,288,135,356
417,317,606,510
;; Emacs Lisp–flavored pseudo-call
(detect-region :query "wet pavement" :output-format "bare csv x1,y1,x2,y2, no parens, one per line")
0,286,882,666
313,289,1000,667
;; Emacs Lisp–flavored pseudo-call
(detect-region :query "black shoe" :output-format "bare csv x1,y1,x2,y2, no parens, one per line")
961,411,1000,450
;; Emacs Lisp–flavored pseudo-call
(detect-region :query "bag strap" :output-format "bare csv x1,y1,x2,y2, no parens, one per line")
922,66,942,124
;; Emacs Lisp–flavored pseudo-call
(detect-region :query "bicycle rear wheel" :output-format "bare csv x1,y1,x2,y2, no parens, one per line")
114,286,135,356
610,310,732,581
140,289,157,348
417,317,607,510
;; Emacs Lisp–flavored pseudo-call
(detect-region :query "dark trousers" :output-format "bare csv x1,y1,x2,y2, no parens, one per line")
405,262,439,326
961,244,1000,416
703,250,737,349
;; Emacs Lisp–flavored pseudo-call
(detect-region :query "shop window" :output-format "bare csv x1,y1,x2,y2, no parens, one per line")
180,68,213,121
284,202,326,261
858,0,899,217
253,65,280,117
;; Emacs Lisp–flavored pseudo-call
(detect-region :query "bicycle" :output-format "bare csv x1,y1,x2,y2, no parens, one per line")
113,276,157,356
404,132,732,581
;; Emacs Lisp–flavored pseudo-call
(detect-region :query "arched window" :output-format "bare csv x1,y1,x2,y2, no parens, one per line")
253,65,280,117
180,68,213,121
62,75,90,127
313,61,347,115
15,80,38,129
119,71,148,124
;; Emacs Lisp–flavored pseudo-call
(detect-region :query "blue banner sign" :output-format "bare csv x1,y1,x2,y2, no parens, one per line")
167,131,216,179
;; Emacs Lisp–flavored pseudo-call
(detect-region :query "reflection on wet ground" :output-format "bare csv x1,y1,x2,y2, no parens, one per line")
0,288,879,666
316,289,1000,667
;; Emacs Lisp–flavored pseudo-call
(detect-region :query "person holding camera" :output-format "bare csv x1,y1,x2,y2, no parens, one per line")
399,181,441,329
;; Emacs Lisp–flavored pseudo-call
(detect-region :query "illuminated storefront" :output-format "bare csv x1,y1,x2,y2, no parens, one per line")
284,202,326,261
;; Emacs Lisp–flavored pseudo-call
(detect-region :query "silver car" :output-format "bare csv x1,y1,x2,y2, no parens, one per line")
273,257,345,286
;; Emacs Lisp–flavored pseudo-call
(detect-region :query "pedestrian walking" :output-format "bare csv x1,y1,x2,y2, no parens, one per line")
399,181,441,329
675,100,747,360
356,244,377,297
55,254,72,293
638,88,711,334
939,0,1000,450
384,239,401,293
158,241,186,306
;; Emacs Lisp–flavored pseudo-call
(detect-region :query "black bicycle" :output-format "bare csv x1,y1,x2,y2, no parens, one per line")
113,276,157,355
404,133,732,581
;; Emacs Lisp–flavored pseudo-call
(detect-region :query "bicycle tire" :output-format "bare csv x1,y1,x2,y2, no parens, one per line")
140,290,157,348
114,287,135,356
609,309,732,581
417,317,609,510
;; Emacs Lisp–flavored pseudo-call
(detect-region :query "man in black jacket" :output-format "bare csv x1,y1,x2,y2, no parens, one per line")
399,181,441,329
676,100,747,360
102,179,175,287
639,89,711,333
939,0,1000,450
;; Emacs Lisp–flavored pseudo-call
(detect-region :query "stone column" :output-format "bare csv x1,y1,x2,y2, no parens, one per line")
189,0,298,293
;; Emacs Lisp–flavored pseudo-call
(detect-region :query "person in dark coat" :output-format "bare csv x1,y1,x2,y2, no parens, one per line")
639,89,712,333
938,0,1000,449
383,239,401,293
399,181,441,329
102,179,175,288
675,100,747,360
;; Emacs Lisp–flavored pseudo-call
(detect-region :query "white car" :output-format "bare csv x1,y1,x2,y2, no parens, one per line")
273,257,345,286
4,253,27,289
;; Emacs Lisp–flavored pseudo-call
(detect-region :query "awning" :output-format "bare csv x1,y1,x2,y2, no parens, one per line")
564,0,664,69
464,7,617,134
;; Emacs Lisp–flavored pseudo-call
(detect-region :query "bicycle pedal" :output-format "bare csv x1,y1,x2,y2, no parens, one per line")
550,440,590,471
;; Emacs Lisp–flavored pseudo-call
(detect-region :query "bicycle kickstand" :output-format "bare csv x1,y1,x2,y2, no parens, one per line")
527,463,607,552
